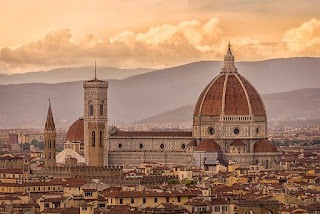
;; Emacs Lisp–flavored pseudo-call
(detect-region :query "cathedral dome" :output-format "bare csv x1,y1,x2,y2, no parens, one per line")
66,119,84,142
194,72,265,117
192,44,268,140
194,44,265,118
195,139,221,153
254,139,278,153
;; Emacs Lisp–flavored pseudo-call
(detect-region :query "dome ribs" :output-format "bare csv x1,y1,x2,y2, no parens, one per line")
224,75,249,115
239,75,266,116
194,75,225,116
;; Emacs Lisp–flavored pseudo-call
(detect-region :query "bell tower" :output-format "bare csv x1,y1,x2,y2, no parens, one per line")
44,100,56,168
83,64,108,166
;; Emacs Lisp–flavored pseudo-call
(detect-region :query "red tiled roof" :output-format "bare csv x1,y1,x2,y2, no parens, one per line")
230,140,245,146
66,119,84,142
195,139,221,153
0,168,23,174
254,139,278,153
194,73,266,117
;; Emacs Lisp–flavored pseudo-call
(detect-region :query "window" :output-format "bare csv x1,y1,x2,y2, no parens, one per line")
92,131,95,147
154,198,158,203
143,198,146,204
214,206,220,212
177,197,181,202
222,206,228,212
207,127,215,135
48,153,51,159
89,101,94,116
53,139,55,148
166,197,169,203
100,103,104,116
45,203,50,208
139,143,144,149
100,131,103,147
119,198,123,204
131,198,134,204
160,143,165,149
118,143,122,149
181,144,186,149
49,140,51,148
82,207,87,211
84,192,93,197
234,128,240,135
256,127,259,134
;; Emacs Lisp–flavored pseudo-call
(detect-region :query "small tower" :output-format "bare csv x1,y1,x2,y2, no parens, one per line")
44,100,57,168
83,64,108,166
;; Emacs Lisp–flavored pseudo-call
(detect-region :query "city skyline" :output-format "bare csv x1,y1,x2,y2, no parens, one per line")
1,0,320,73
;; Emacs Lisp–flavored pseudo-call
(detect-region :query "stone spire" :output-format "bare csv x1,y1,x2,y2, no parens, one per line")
221,42,238,74
45,99,55,131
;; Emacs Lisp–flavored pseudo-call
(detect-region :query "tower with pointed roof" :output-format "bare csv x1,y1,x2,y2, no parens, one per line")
44,100,57,168
83,64,108,166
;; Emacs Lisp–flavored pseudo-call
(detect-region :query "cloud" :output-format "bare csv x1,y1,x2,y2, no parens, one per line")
282,18,320,54
1,17,320,73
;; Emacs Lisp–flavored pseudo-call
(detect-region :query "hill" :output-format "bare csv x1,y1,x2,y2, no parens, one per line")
0,58,320,128
0,67,153,84
136,88,320,124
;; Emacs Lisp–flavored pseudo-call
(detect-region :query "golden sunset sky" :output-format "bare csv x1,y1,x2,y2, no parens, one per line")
1,0,320,73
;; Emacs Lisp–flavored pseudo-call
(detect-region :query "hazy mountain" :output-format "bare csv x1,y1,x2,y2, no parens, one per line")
136,88,320,124
0,58,320,128
0,67,153,84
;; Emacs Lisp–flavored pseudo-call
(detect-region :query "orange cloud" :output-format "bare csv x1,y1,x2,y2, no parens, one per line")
1,17,320,73
282,18,320,54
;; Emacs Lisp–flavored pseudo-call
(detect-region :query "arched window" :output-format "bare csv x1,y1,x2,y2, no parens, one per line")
92,131,95,147
100,131,103,147
100,101,104,116
232,148,236,153
243,148,245,153
49,140,51,148
238,148,241,153
89,101,94,116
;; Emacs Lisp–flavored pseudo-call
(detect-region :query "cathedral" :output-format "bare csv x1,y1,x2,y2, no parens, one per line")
44,44,279,170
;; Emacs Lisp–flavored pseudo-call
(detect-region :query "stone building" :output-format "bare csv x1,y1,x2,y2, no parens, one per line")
191,43,279,169
46,44,279,169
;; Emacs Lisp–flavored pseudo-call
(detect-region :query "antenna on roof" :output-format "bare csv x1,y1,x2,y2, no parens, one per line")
94,61,97,80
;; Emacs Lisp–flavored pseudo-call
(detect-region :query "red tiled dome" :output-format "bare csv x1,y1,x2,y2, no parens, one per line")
195,139,221,153
254,139,278,153
194,74,266,117
230,140,245,146
194,44,265,118
66,119,84,142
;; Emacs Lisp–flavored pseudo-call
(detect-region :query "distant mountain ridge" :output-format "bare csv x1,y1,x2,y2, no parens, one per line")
136,88,320,124
0,57,320,128
0,66,153,85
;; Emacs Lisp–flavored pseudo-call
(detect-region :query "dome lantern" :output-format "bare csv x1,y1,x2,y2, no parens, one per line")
221,42,237,74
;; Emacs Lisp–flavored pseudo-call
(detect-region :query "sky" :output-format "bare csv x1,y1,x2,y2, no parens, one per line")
1,0,320,74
